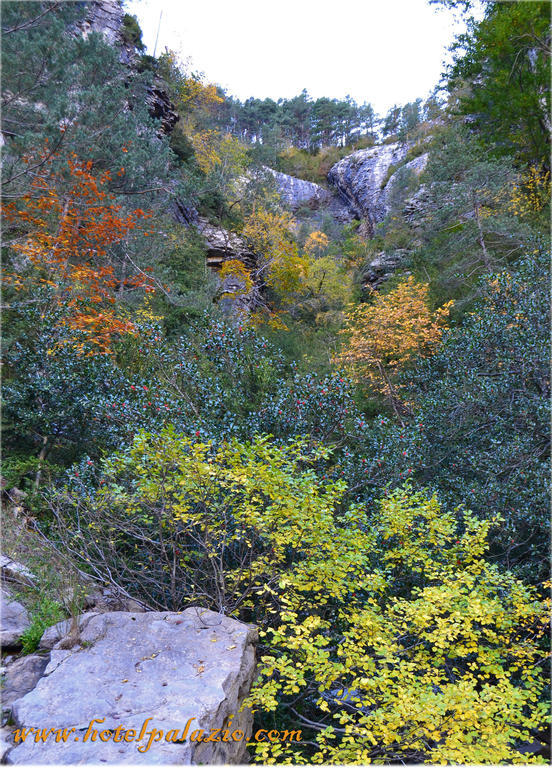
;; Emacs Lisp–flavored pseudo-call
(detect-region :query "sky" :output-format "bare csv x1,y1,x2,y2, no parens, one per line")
125,0,479,115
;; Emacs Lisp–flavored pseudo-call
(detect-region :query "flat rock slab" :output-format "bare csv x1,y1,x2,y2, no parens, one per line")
0,589,30,648
7,608,257,764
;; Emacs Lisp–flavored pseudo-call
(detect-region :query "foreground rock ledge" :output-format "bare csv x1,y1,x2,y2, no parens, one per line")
7,608,257,764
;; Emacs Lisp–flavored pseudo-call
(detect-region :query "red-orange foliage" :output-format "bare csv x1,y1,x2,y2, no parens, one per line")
3,152,155,354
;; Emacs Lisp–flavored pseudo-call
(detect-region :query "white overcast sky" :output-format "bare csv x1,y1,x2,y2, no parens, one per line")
124,0,482,115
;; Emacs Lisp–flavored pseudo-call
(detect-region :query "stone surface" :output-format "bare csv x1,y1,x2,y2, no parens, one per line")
8,608,257,764
267,168,330,209
0,555,36,588
78,0,125,47
39,612,99,651
382,152,428,195
196,217,256,272
77,1,178,134
266,167,355,222
1,654,49,712
194,217,261,312
1,727,13,763
145,81,179,135
0,589,30,649
328,142,408,226
362,250,409,289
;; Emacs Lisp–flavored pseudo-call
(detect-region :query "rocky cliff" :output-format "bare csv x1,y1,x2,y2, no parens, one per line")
327,143,428,234
265,168,354,223
80,0,177,134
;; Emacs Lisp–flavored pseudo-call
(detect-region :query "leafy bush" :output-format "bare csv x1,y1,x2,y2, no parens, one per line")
247,486,549,764
47,429,346,614
122,14,145,51
20,598,64,654
46,442,548,763
397,252,550,579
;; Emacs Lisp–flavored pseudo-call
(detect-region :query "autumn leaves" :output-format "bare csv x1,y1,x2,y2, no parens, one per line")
336,277,453,416
3,152,155,355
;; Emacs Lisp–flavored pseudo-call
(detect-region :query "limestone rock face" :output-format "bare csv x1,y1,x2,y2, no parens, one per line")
0,589,30,649
362,250,409,289
266,168,355,222
194,217,260,312
78,0,126,50
77,1,178,134
7,608,257,765
328,142,408,225
196,218,255,272
327,144,430,241
267,168,331,210
382,153,429,212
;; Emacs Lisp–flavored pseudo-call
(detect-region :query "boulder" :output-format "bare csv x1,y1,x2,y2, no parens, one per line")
39,612,100,651
8,607,257,764
1,654,49,712
0,589,30,649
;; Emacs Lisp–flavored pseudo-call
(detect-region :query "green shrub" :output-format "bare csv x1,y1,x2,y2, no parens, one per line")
122,14,145,51
20,598,64,654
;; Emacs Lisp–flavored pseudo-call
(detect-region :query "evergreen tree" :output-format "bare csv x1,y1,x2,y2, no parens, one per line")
445,1,551,167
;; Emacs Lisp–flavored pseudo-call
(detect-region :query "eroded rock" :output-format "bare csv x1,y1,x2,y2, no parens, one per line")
0,589,30,649
328,142,408,225
8,608,257,764
362,250,409,289
1,654,49,713
267,168,330,209
266,168,355,222
0,556,36,588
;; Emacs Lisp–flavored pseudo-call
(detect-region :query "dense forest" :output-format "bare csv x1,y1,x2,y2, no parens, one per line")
1,0,550,763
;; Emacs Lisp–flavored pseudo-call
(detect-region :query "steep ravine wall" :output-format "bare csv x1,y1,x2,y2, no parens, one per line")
327,143,428,235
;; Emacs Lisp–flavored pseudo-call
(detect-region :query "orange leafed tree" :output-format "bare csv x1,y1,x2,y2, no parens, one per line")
3,152,154,354
336,276,452,416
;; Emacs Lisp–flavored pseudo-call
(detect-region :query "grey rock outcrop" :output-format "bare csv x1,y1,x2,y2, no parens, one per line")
78,0,126,50
266,168,355,222
193,217,260,311
267,169,330,209
78,1,178,134
327,143,429,234
196,218,255,272
382,153,429,213
170,210,260,312
328,142,408,225
7,608,257,764
0,589,30,649
362,250,409,289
